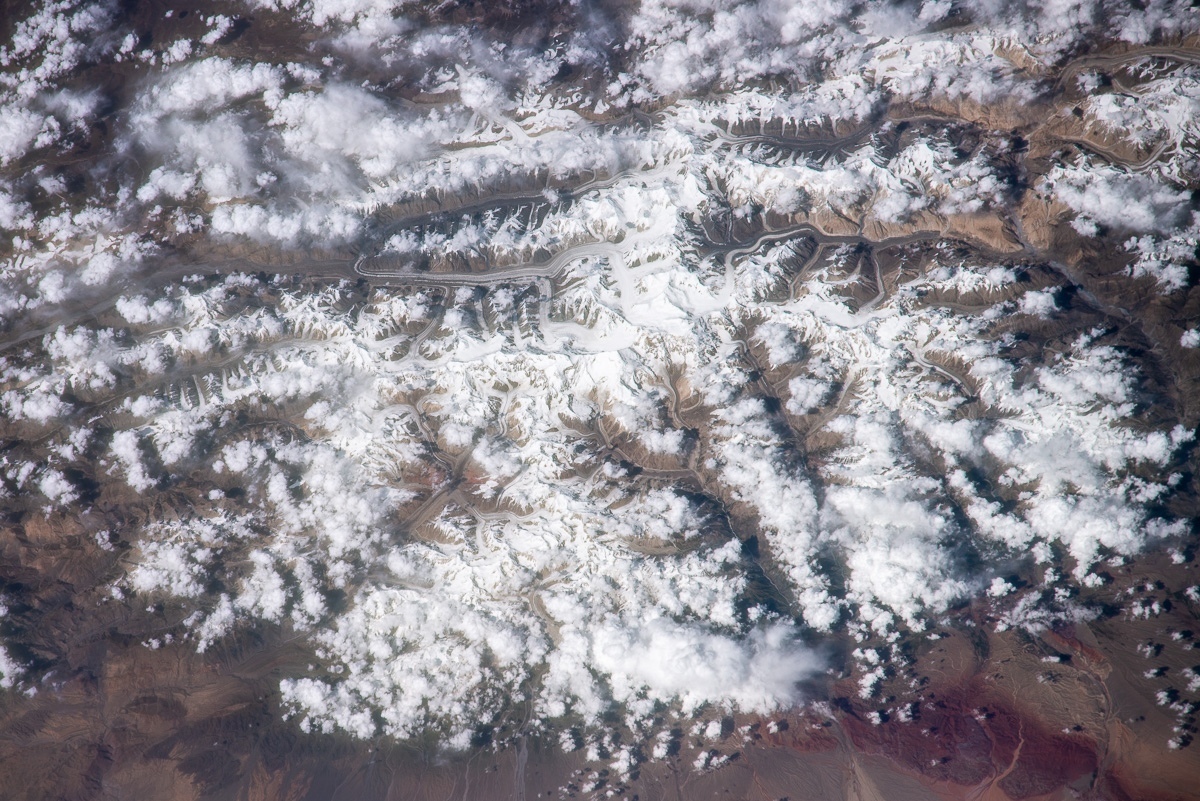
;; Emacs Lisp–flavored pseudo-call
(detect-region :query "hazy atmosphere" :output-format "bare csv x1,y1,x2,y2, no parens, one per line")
0,0,1199,798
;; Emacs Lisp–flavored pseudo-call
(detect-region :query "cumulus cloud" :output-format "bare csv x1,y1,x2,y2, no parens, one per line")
1,0,1196,763
0,606,20,689
110,431,156,492
1049,163,1190,236
1124,211,1198,292
590,620,817,715
71,178,1183,743
1018,287,1059,317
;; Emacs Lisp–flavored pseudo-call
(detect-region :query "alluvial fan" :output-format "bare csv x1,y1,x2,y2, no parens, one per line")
1,1,1199,799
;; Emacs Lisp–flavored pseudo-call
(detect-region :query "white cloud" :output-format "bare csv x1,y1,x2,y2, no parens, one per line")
988,577,1015,597
1018,287,1058,317
2,382,69,424
3,0,1196,760
1050,163,1190,235
786,376,830,414
37,469,78,506
1124,211,1198,293
110,430,155,492
0,106,46,164
0,604,20,688
590,620,817,716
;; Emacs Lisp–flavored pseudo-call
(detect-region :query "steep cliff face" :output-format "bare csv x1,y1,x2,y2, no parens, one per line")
0,1,1198,799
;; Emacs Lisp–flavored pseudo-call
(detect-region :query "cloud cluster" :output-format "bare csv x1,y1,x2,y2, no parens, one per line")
1,0,1197,762
7,168,1180,746
1049,162,1191,237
